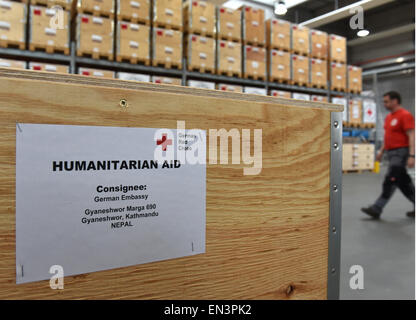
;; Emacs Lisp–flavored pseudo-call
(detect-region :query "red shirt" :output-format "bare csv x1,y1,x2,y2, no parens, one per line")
384,108,415,150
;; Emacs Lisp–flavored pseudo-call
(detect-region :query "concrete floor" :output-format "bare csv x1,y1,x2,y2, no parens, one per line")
340,166,415,300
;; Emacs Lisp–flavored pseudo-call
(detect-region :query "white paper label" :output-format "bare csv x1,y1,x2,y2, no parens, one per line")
251,61,259,68
164,46,173,54
16,124,206,284
92,34,102,42
130,1,140,8
226,22,234,29
93,17,103,25
199,52,207,59
165,8,173,16
45,28,57,36
0,21,11,30
363,99,376,123
129,40,139,48
45,65,57,72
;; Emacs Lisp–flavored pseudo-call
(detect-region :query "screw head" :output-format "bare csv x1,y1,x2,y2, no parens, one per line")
334,121,339,128
333,184,338,192
119,99,128,108
332,227,337,233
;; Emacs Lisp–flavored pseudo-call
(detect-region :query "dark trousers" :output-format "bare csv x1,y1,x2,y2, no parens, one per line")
374,147,415,213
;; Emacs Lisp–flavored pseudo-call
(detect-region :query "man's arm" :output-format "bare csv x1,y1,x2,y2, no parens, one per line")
407,129,415,168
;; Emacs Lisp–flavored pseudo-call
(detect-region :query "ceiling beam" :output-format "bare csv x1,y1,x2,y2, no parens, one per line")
299,0,395,28
348,23,415,46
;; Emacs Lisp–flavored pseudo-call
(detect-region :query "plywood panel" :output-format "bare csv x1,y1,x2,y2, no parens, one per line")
0,69,342,300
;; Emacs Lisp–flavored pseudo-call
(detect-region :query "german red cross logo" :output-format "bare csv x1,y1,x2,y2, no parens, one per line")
156,134,172,151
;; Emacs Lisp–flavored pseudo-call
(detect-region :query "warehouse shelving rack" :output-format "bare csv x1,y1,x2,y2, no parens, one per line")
0,42,365,102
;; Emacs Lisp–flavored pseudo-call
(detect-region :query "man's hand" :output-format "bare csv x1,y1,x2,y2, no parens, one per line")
408,157,415,168
376,150,383,162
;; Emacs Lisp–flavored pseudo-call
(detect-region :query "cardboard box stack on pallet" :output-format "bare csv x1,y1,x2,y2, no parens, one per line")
217,83,243,92
153,0,183,69
0,57,25,68
29,5,70,55
328,34,346,92
184,0,216,74
116,0,151,65
76,0,114,60
78,66,115,77
29,61,69,73
310,30,328,89
0,0,26,50
362,98,377,128
291,54,309,87
348,65,362,94
241,6,265,80
216,5,241,77
348,98,362,127
343,143,375,172
267,18,291,84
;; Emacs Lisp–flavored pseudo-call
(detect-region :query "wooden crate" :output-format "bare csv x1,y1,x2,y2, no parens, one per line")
0,0,26,50
28,62,69,73
117,0,150,24
310,30,327,60
186,34,215,74
78,67,115,78
311,95,328,103
269,49,290,83
152,28,182,69
217,83,243,92
330,62,347,92
0,68,342,299
77,0,115,18
0,58,26,69
152,75,182,85
270,90,291,99
291,54,309,86
266,18,291,51
329,34,346,63
292,24,309,56
153,0,183,30
343,144,374,171
29,6,70,55
217,6,241,42
76,14,114,60
310,58,327,89
241,6,265,47
348,65,362,94
217,40,241,77
184,0,216,37
116,21,150,65
243,45,266,80
348,99,362,126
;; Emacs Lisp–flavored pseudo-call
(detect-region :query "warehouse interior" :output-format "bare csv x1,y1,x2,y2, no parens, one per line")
0,0,414,300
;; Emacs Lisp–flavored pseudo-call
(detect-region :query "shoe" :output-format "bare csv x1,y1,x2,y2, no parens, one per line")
361,206,381,219
406,211,415,218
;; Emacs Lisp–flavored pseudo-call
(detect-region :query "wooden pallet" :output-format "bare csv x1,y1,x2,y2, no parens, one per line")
115,55,150,66
153,21,183,32
152,60,182,70
311,55,328,60
269,46,290,52
186,28,215,38
77,8,114,19
330,58,346,64
30,0,73,10
292,81,309,87
117,15,150,25
343,169,373,174
77,50,114,61
0,39,25,50
331,87,347,93
29,43,70,55
188,66,215,74
269,77,290,84
218,35,241,43
348,89,362,94
244,74,266,81
345,122,362,128
310,83,327,90
217,70,241,78
243,40,265,47
291,50,309,57
361,123,376,129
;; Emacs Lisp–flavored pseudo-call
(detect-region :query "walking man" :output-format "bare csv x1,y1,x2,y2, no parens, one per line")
362,91,415,219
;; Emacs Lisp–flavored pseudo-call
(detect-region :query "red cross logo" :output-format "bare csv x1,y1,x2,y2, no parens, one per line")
156,134,172,151
367,109,373,116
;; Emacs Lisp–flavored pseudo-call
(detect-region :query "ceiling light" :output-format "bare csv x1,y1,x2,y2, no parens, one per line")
274,0,287,15
396,57,404,63
357,29,370,37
